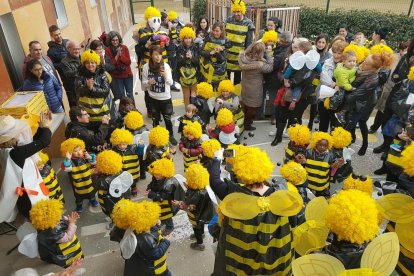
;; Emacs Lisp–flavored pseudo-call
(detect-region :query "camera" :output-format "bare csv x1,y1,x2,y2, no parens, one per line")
223,149,235,158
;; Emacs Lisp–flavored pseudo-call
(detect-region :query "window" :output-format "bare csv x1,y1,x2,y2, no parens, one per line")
90,0,97,7
53,0,68,28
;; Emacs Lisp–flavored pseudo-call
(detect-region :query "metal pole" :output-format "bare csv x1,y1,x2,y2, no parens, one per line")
409,0,414,16
130,0,135,24
326,0,331,13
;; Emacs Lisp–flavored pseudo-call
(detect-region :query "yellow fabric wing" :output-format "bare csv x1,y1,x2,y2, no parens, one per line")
292,253,345,276
219,193,260,220
268,189,304,216
395,220,414,254
305,196,328,222
377,194,414,223
234,84,242,96
293,222,329,256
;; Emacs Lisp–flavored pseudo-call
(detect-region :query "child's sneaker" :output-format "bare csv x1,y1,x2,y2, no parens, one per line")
89,198,99,207
288,102,296,110
390,143,402,152
76,204,83,213
335,111,346,125
190,242,205,251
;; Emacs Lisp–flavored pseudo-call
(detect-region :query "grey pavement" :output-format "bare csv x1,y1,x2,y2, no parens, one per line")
1,8,386,276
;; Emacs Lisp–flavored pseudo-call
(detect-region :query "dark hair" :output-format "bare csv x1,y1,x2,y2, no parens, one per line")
25,59,42,79
399,40,410,51
119,97,137,114
149,46,164,73
48,25,60,33
106,31,122,46
89,39,103,50
196,16,209,37
29,41,41,49
69,106,85,122
315,33,330,52
374,27,390,40
267,16,282,29
161,12,168,21
406,38,414,63
337,23,349,33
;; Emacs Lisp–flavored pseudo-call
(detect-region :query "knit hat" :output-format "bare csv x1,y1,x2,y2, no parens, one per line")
110,128,134,146
96,150,123,175
124,111,144,131
167,10,178,21
149,126,170,147
231,0,246,14
81,49,100,65
144,6,161,21
185,163,209,190
148,158,175,178
280,161,307,186
262,30,278,44
197,82,213,99
331,127,352,149
60,138,85,157
29,199,64,230
310,131,333,150
201,139,221,158
183,121,202,140
218,80,235,94
287,124,311,147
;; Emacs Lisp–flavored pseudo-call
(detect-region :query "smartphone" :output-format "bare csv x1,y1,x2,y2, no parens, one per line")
223,149,235,158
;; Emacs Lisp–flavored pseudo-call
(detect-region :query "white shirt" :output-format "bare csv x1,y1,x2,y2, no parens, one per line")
141,62,173,101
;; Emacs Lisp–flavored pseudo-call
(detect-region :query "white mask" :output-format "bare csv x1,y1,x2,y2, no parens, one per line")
148,17,161,32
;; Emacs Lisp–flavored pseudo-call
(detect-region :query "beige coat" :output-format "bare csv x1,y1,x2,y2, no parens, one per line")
239,53,274,107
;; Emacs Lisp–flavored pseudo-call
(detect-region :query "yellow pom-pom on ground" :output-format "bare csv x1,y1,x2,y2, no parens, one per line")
60,138,85,157
148,158,175,178
111,199,136,230
310,131,333,150
216,108,233,127
179,26,195,41
326,189,378,244
343,175,373,195
124,111,144,131
407,66,414,81
201,139,221,158
231,0,246,14
197,82,214,99
262,30,278,44
167,10,178,21
183,121,202,140
144,6,161,21
280,161,307,185
185,163,209,190
96,150,123,175
81,49,100,65
401,143,414,176
287,124,311,146
149,126,170,147
37,151,49,166
218,80,235,94
331,127,352,149
30,199,64,230
110,128,133,146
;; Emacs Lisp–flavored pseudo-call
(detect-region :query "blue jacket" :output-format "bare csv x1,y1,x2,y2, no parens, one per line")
23,72,63,113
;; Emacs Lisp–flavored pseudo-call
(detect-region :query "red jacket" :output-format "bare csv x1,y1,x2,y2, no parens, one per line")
105,44,132,79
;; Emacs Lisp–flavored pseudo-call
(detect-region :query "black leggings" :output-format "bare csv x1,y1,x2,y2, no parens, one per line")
193,225,205,244
318,101,337,132
274,99,309,140
150,98,174,136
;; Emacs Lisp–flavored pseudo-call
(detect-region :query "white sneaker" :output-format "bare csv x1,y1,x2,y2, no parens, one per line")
282,132,289,138
269,130,276,136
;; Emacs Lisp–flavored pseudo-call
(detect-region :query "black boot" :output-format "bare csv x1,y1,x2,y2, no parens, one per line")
358,142,368,156
271,125,283,147
271,136,282,147
373,144,387,154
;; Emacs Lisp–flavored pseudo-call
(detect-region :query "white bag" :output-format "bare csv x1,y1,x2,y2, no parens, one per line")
318,85,336,99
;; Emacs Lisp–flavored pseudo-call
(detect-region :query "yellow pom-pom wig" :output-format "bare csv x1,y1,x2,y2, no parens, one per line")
201,139,221,158
149,126,170,147
183,121,202,140
124,111,144,131
218,80,235,94
111,199,136,230
96,150,123,175
110,128,134,146
401,143,414,176
148,158,175,178
216,108,234,127
287,124,311,146
144,6,161,21
129,201,161,233
408,66,414,81
60,138,85,157
343,44,367,64
232,147,274,185
343,174,373,195
81,49,100,65
179,26,195,41
30,199,64,230
310,131,333,150
225,144,249,165
185,163,209,190
37,151,50,166
167,10,178,21
262,30,278,44
325,189,378,244
331,127,352,149
231,0,246,14
197,82,214,99
370,44,394,55
280,161,307,186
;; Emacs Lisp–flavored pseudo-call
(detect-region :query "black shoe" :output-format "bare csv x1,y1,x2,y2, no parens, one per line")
271,137,282,147
190,242,205,251
374,167,387,175
171,82,181,91
373,144,386,154
190,233,205,240
244,125,256,131
169,136,178,146
358,143,368,156
380,152,387,161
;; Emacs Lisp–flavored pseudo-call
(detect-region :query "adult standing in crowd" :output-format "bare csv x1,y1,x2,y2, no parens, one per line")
370,27,390,46
60,41,81,107
337,23,354,43
90,39,110,71
195,16,210,44
23,41,60,81
105,31,133,101
225,0,255,85
47,25,69,69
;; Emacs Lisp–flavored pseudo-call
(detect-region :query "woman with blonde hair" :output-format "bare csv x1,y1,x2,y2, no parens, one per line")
239,42,274,130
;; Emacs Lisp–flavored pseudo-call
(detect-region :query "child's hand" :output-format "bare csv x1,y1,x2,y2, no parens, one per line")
398,129,410,141
332,158,344,169
334,85,340,91
171,200,181,206
206,124,212,131
170,146,177,154
65,151,72,160
67,211,80,224
84,151,92,160
148,78,156,85
295,154,306,164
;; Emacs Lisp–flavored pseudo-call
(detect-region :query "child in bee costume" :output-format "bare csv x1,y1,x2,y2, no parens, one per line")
209,146,303,275
28,199,83,268
144,126,175,170
179,121,203,171
190,82,214,125
111,200,171,276
330,127,354,183
283,124,310,163
37,151,64,203
208,108,240,147
200,138,221,171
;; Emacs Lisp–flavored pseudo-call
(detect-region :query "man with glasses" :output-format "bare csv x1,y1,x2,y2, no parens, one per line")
65,106,110,153
60,41,82,107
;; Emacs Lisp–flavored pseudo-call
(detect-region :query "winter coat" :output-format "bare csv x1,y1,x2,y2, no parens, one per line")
334,63,357,91
376,53,401,112
22,72,63,113
60,55,81,94
184,188,214,229
176,44,200,87
239,52,273,107
390,79,414,122
65,121,109,153
263,42,291,91
22,55,58,80
105,44,133,79
47,39,69,69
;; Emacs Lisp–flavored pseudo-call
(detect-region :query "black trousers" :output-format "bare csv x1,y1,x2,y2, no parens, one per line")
274,99,309,140
318,101,338,132
150,98,174,136
193,224,205,244
227,70,241,85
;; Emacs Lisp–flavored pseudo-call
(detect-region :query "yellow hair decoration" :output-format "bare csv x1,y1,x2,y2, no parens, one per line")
129,201,161,233
167,10,178,21
262,30,278,44
148,158,175,178
232,147,274,185
197,82,214,99
218,79,235,94
111,199,136,229
183,121,202,140
310,131,333,150
408,66,414,81
401,143,414,176
179,26,195,41
60,138,85,157
280,161,307,186
110,128,134,146
81,49,100,65
124,111,144,131
29,199,64,230
144,6,161,21
216,108,233,127
331,127,352,149
343,175,373,195
370,44,394,55
96,150,123,175
185,163,209,190
287,124,311,146
326,190,379,244
231,0,246,14
37,151,49,166
225,144,249,165
149,126,170,147
201,139,221,158
343,44,367,64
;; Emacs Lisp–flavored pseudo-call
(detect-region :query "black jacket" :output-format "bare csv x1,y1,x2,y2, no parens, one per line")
59,55,81,101
47,39,69,68
346,69,379,114
390,79,414,122
263,42,291,90
323,236,366,269
65,121,109,152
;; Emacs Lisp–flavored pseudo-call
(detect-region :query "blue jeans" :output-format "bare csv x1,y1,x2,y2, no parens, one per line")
111,76,133,100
